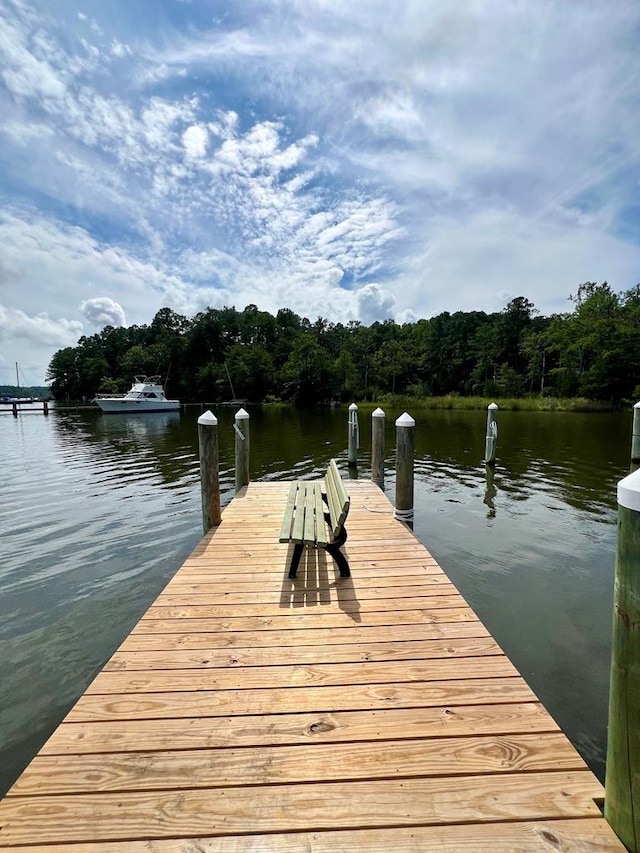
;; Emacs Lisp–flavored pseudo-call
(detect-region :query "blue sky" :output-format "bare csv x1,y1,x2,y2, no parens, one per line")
1,0,639,384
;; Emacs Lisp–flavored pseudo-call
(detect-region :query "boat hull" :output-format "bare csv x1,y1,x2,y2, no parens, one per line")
95,399,180,413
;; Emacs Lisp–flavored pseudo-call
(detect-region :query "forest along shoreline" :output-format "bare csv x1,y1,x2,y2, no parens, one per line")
44,283,640,409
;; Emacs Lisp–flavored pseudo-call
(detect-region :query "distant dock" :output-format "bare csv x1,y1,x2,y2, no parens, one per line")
0,400,50,416
0,480,624,849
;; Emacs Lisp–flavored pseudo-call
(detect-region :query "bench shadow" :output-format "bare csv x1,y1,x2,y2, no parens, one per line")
279,546,360,620
334,574,361,623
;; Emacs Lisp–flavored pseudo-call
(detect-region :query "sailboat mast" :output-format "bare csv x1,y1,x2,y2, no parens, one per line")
16,362,19,392
224,361,236,400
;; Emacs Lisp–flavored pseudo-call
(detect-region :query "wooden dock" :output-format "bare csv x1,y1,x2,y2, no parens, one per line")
0,480,624,850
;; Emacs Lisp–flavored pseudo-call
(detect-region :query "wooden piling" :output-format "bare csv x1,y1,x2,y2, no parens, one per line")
43,400,49,416
394,411,415,523
234,407,250,493
372,407,385,489
604,467,640,852
197,410,221,532
484,403,498,465
348,403,359,466
631,402,640,468
12,402,18,418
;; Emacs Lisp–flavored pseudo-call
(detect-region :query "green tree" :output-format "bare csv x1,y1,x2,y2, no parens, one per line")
281,334,332,404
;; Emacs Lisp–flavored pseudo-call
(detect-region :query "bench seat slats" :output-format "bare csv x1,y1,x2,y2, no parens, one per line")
291,483,307,544
324,470,341,537
314,481,328,547
303,483,317,543
326,459,349,536
278,482,299,543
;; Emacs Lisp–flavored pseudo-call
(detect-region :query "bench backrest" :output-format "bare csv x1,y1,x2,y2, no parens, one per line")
325,459,350,537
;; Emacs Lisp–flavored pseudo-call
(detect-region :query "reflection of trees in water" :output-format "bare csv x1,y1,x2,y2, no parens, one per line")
51,406,630,517
52,410,202,489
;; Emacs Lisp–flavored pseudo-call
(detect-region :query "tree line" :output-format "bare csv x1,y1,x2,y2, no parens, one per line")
46,282,640,405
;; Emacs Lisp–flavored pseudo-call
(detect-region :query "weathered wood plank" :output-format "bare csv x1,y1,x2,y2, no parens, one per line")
174,561,443,579
130,607,480,634
41,702,561,755
155,583,460,605
87,656,519,694
119,620,491,651
9,733,586,796
0,773,605,844
163,574,452,593
66,677,537,722
0,819,624,852
142,595,471,619
104,637,503,671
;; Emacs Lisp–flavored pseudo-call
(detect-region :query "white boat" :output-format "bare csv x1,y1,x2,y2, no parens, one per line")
94,376,180,413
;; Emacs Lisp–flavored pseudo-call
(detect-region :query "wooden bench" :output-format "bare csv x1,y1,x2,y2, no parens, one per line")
279,459,351,579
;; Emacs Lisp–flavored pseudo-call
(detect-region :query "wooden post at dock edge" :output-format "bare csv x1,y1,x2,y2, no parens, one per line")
234,407,250,493
604,467,640,852
371,407,385,489
394,411,415,525
197,410,221,532
348,403,359,466
485,402,498,465
631,401,640,469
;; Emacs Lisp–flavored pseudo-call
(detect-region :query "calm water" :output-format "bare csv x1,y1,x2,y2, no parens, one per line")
0,404,631,794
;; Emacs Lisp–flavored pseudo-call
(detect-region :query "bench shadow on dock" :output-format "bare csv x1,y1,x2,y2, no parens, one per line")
279,549,361,620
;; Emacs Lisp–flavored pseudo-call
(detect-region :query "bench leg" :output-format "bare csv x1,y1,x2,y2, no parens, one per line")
288,543,304,579
324,527,350,578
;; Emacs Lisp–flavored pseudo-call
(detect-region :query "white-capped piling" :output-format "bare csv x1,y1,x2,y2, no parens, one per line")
631,401,640,468
234,407,250,493
394,411,415,523
605,467,640,851
371,407,385,489
197,410,221,532
484,402,498,465
348,402,359,466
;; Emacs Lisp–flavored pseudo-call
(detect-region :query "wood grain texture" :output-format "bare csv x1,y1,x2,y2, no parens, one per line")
119,620,491,651
104,636,504,671
10,733,587,796
41,702,560,755
0,819,624,852
130,607,480,634
66,677,539,722
0,773,606,844
87,656,519,694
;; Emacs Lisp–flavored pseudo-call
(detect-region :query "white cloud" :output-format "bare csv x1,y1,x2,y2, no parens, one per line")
0,12,65,101
355,283,396,324
80,297,126,327
0,304,83,385
0,305,82,347
182,124,208,159
394,208,640,319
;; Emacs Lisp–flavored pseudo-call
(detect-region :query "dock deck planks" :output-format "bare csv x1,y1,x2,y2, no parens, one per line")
0,480,624,850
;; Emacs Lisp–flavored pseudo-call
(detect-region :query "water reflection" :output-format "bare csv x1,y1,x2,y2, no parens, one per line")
483,464,497,520
96,410,181,438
